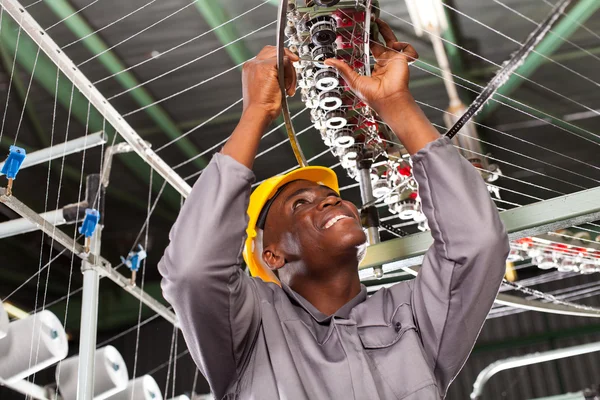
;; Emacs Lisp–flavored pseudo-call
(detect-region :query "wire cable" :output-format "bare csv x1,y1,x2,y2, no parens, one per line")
92,0,270,83
110,21,276,101
61,0,159,49
78,0,201,66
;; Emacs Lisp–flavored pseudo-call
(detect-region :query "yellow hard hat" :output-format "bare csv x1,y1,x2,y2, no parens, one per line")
244,166,339,284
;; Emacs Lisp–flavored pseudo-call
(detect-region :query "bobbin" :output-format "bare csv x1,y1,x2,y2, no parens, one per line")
319,88,343,111
324,110,347,129
314,68,340,91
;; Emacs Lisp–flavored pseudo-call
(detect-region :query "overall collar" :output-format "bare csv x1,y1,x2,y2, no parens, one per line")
281,283,368,323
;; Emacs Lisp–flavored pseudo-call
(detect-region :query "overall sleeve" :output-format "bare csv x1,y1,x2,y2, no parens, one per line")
158,153,261,399
409,137,509,396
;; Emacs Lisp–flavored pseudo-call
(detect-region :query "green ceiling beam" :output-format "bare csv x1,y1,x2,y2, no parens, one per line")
479,0,600,120
43,0,208,170
441,1,467,77
0,15,182,210
193,0,254,66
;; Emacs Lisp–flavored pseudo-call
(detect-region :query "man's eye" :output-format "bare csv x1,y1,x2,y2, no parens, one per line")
293,199,308,210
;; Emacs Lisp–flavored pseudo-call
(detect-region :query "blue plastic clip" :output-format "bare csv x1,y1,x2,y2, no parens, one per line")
121,245,147,285
79,209,100,238
121,245,147,273
1,146,26,178
1,146,26,195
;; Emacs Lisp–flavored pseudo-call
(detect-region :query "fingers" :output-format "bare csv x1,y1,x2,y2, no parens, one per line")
283,47,300,62
393,42,419,62
252,46,299,96
376,19,399,48
256,45,299,62
370,30,386,59
324,58,361,91
283,56,297,96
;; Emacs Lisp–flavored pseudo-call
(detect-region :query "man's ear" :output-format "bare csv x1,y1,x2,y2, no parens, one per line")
263,246,286,271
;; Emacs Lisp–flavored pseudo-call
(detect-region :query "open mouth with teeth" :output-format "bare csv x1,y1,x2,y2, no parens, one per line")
323,214,352,229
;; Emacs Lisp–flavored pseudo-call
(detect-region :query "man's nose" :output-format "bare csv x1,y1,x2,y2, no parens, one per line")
318,196,341,210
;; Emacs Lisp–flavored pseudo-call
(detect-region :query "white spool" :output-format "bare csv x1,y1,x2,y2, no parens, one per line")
331,129,355,148
0,301,8,340
325,116,347,130
319,95,342,111
57,345,129,400
107,375,163,400
0,310,68,383
167,396,191,400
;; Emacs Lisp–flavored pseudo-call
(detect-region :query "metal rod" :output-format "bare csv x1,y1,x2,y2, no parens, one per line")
470,341,600,399
0,208,67,239
0,187,179,327
0,132,106,176
276,0,308,167
1,0,192,198
357,163,383,278
77,228,101,400
444,0,573,139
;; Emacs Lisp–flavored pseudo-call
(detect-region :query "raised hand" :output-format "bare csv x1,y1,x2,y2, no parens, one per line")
324,19,419,120
242,46,299,122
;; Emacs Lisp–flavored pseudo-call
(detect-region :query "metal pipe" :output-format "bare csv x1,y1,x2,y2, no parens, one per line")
430,31,461,108
0,132,106,176
77,228,101,400
101,142,138,188
357,164,383,278
470,341,600,399
276,0,308,167
0,208,66,239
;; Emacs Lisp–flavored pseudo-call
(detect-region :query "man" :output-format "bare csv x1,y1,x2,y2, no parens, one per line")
159,20,509,400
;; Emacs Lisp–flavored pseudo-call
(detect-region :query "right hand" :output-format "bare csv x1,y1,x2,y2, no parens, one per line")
242,46,299,122
324,19,419,119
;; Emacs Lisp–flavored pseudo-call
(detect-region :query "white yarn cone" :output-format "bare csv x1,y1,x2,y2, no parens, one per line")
0,310,68,383
56,345,129,400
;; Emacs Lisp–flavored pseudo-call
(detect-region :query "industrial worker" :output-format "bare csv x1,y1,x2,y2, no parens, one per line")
159,19,509,400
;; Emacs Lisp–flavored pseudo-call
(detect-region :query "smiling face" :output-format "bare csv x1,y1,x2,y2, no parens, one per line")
261,179,367,281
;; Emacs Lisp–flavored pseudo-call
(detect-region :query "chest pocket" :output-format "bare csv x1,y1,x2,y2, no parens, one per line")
356,303,437,399
357,302,416,348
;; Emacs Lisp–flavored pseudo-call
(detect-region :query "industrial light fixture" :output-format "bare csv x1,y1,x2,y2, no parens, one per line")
405,0,448,36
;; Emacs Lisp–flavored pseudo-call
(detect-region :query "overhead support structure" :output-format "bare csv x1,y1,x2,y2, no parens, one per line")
360,186,600,270
470,341,600,399
1,1,191,201
43,0,208,170
0,132,106,175
479,0,600,122
0,15,182,209
0,187,179,327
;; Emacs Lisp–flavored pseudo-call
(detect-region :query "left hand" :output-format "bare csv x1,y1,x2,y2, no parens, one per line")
324,19,419,119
